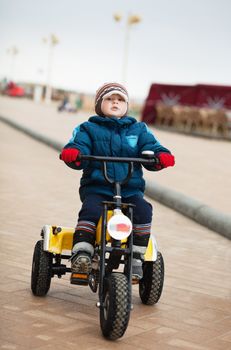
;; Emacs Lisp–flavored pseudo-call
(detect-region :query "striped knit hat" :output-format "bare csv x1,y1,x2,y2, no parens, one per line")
95,82,129,116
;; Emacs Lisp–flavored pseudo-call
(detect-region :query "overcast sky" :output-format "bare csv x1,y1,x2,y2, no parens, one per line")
0,0,230,100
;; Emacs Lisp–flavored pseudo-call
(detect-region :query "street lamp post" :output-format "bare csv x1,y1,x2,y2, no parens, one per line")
114,13,141,84
6,46,19,81
43,34,59,104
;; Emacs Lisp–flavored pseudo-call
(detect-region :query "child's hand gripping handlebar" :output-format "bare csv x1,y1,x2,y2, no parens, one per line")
60,150,159,185
59,150,159,164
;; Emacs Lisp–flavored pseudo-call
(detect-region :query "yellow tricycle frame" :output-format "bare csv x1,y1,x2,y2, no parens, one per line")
42,211,157,262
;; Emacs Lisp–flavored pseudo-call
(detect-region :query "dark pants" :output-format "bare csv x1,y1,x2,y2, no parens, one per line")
73,193,153,248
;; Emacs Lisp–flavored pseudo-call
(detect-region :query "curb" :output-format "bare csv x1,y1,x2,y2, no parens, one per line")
1,115,230,240
0,115,63,151
145,183,231,240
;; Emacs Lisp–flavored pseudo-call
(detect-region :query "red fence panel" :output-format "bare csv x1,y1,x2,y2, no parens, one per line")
141,83,231,124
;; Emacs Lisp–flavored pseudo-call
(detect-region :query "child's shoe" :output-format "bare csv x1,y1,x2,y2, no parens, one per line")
70,251,92,274
132,258,143,283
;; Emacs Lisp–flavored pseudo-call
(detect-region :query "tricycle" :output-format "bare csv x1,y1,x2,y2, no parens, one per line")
31,151,164,340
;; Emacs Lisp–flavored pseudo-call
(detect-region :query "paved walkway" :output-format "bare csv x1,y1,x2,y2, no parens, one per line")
0,96,231,216
0,104,231,349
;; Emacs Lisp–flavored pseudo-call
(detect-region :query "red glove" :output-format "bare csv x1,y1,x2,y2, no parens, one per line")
156,153,175,169
60,148,81,166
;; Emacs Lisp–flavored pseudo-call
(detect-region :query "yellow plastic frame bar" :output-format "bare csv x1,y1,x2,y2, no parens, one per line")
43,214,157,262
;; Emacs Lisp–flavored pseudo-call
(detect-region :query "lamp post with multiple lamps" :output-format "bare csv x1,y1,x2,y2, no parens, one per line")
113,13,141,84
6,46,19,81
43,34,59,104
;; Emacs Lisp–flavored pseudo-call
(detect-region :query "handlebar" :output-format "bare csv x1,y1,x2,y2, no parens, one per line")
76,154,159,165
59,153,159,187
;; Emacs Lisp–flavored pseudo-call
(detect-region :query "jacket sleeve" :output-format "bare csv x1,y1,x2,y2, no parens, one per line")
138,123,172,171
63,123,92,170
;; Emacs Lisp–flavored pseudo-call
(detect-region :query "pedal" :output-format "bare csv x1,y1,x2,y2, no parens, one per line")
70,272,89,285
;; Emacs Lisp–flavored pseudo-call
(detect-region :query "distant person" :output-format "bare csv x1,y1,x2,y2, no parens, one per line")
75,94,83,112
58,94,70,112
60,82,175,279
1,77,8,92
7,81,16,90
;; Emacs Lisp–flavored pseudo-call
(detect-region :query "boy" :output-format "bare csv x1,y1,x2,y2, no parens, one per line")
60,82,175,277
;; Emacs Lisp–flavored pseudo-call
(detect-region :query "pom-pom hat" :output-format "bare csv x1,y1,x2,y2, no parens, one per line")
95,82,129,116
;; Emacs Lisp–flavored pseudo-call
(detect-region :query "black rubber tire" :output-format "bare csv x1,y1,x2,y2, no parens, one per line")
100,273,131,340
139,251,164,305
31,240,52,296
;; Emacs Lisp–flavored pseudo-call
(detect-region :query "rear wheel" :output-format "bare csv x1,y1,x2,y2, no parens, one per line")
100,273,131,340
139,251,164,305
31,240,52,296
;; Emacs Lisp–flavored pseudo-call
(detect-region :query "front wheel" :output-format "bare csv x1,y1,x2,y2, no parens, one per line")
31,240,52,296
100,273,131,340
139,251,164,305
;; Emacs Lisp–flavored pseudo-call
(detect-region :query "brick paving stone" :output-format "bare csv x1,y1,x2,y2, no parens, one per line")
164,338,211,350
23,310,74,325
0,111,231,349
204,338,231,350
220,330,231,342
161,325,229,345
1,342,26,350
122,328,183,349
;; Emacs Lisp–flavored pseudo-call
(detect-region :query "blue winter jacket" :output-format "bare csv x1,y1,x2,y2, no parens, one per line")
63,115,171,202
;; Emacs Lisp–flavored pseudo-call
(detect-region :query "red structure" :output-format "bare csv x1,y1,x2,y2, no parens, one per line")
5,82,25,97
141,83,231,124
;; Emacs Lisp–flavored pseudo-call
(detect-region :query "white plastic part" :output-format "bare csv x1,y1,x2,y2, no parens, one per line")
42,225,52,251
107,210,132,240
150,234,158,261
141,150,154,156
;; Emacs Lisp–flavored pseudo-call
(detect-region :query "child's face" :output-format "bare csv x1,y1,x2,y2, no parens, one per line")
101,94,127,118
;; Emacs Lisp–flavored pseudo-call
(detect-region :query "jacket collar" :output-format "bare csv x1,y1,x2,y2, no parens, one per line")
89,115,137,127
